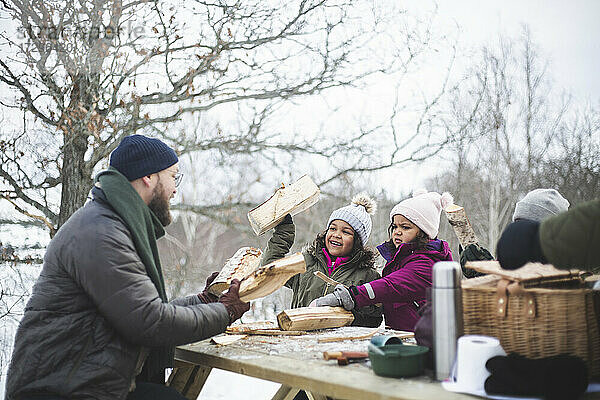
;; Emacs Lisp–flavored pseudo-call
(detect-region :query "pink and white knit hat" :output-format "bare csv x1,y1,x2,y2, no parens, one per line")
389,189,454,239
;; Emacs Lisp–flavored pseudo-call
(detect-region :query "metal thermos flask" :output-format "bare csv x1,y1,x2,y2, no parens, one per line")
433,261,463,381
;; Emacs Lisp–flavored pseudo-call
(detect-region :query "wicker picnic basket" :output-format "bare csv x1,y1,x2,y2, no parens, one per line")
462,261,600,379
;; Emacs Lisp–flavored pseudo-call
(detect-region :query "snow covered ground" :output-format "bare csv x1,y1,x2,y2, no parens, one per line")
197,371,279,400
0,222,48,398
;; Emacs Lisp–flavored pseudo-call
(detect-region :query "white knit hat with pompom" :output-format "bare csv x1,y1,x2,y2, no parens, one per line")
389,189,453,239
328,193,377,245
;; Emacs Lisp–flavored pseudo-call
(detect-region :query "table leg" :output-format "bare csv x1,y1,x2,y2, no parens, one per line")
305,392,329,400
270,385,301,400
270,386,335,400
167,361,212,400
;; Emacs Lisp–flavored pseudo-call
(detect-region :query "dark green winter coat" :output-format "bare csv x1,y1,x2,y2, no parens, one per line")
261,220,383,327
539,198,600,271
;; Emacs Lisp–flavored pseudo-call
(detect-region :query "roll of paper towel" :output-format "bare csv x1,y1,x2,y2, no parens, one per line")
442,335,506,396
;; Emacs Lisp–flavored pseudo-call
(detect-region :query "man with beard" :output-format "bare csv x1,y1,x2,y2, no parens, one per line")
5,135,250,400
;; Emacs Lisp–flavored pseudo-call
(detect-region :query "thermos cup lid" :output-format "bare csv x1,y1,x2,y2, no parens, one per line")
433,261,462,288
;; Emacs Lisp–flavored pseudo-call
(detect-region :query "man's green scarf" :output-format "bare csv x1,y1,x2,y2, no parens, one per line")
96,167,172,379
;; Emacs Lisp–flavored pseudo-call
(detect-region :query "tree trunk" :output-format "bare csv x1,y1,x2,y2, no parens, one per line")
57,75,96,228
58,131,91,228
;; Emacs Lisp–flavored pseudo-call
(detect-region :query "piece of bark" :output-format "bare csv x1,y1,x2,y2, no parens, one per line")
226,321,278,333
317,327,382,343
323,351,368,361
318,331,414,344
237,329,306,336
444,203,479,247
208,247,263,297
226,321,306,336
238,252,306,302
211,334,247,345
277,306,354,331
247,175,320,236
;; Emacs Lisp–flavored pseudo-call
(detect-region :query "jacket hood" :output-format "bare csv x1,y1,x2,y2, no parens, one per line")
377,239,452,263
91,184,107,202
303,232,377,269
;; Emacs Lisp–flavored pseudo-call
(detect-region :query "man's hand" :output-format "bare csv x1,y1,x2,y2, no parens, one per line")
197,271,219,303
218,279,250,324
308,284,355,310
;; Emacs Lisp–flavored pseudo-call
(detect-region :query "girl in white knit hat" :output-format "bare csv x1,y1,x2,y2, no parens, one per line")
260,194,383,327
311,189,454,331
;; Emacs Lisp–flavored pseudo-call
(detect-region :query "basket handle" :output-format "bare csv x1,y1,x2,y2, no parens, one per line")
495,279,536,319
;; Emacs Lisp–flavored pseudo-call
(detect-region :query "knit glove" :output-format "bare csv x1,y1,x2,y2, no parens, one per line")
459,243,493,278
308,284,355,310
496,219,546,270
218,279,250,324
485,353,588,400
197,271,219,304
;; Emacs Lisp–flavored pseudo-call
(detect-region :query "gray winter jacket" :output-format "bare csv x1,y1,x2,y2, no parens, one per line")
5,187,229,400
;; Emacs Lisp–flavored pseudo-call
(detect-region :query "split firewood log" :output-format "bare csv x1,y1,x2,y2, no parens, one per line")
444,203,479,248
208,247,263,297
277,306,354,331
209,249,306,302
247,175,320,236
238,252,306,302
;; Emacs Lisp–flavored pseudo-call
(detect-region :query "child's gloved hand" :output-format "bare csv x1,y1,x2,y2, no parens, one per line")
496,220,546,270
197,271,219,303
459,243,493,278
279,213,293,225
308,284,355,310
459,243,493,267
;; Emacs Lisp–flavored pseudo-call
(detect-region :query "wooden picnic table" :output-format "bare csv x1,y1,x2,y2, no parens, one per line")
167,326,480,400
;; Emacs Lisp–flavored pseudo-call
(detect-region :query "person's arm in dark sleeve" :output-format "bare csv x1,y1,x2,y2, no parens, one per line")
261,214,295,266
260,213,301,290
70,222,229,348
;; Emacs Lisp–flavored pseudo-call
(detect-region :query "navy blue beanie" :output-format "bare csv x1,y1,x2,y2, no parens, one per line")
109,135,178,181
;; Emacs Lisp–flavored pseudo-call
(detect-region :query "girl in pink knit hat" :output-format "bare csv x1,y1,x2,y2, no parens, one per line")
311,189,454,331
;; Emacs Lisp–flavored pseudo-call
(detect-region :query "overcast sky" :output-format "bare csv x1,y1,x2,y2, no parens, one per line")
436,0,600,102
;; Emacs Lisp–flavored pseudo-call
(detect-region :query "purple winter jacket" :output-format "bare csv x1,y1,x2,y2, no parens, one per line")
353,239,452,331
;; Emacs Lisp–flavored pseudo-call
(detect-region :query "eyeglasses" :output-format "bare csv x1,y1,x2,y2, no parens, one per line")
174,172,183,187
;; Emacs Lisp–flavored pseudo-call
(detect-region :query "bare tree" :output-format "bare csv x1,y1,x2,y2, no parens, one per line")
0,0,456,235
427,29,598,252
531,104,600,203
